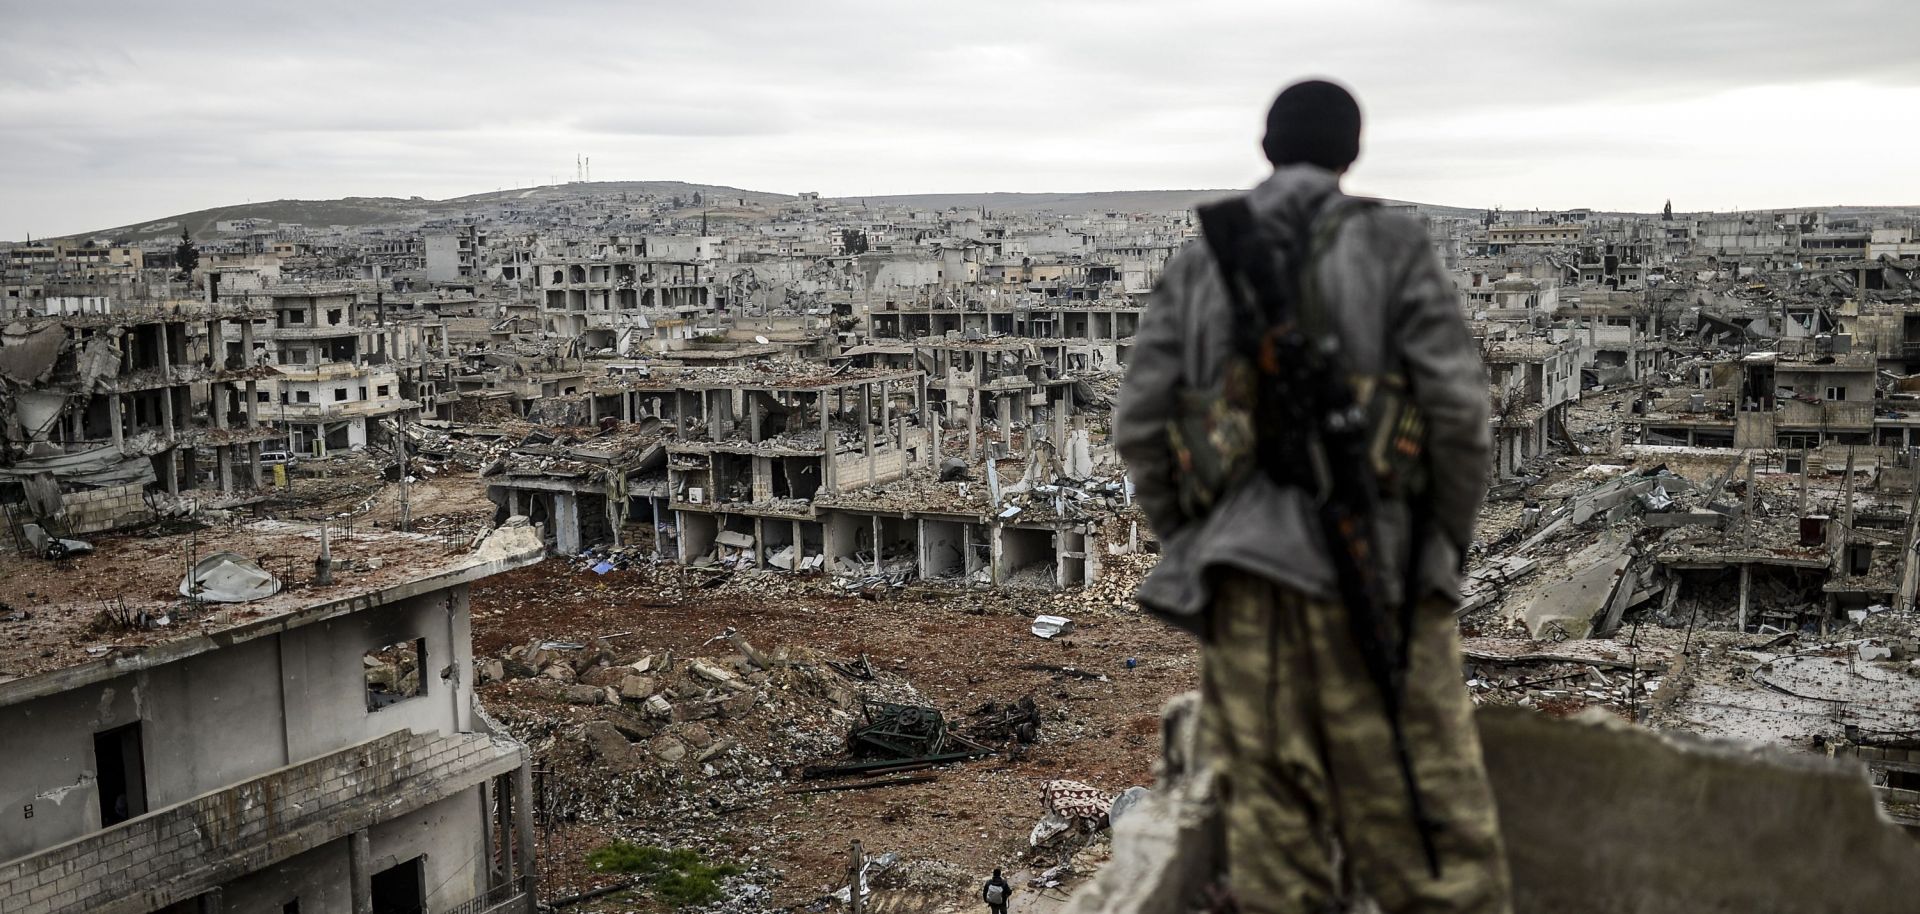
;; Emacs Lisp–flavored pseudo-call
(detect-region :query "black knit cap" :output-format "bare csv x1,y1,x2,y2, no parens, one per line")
1262,79,1362,171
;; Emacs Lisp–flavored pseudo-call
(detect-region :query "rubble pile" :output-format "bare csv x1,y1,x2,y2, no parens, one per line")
481,632,938,826
1462,638,1672,718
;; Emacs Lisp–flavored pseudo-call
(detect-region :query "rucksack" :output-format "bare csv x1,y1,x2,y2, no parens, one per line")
986,883,1006,904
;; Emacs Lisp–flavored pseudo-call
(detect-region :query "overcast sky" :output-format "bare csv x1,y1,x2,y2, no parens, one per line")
5,0,1920,240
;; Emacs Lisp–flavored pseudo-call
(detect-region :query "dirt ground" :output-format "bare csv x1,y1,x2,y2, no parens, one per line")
468,561,1199,912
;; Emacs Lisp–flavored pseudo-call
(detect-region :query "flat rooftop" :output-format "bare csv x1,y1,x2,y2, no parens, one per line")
592,362,919,392
0,520,543,693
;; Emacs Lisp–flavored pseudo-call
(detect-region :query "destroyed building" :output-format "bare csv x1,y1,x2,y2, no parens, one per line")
1,302,284,534
477,357,1132,591
0,520,546,914
16,171,1920,910
235,285,435,455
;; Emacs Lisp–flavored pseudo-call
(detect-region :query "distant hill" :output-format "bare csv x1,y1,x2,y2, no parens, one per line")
834,189,1241,216
44,178,1920,247
54,180,798,244
831,189,1496,220
50,180,1521,245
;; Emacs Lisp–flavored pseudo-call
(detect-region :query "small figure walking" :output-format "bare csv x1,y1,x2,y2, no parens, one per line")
983,868,1013,914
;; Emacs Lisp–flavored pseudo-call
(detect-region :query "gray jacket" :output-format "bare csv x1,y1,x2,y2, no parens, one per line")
1114,164,1490,627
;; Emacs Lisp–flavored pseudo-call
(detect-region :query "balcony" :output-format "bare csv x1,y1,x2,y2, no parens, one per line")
1779,399,1874,429
271,361,370,382
0,728,526,914
272,397,419,421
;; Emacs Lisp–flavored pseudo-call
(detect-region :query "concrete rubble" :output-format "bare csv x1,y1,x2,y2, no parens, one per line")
10,185,1920,912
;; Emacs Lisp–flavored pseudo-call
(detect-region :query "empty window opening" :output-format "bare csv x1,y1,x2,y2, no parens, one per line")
370,856,425,914
1848,543,1875,575
365,637,427,711
93,722,147,827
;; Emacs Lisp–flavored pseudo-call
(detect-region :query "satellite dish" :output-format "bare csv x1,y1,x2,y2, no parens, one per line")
755,335,770,345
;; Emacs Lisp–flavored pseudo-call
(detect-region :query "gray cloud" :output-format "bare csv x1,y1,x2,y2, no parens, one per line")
4,0,1919,239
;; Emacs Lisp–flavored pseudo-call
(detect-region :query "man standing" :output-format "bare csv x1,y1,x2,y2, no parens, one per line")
983,868,1012,914
1114,80,1511,913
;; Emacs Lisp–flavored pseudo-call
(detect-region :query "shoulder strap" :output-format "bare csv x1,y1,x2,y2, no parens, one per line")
1294,196,1376,343
1195,197,1266,350
1196,195,1305,350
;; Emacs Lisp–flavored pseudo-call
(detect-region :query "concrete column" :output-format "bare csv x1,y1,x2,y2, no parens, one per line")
163,450,180,495
108,394,124,452
248,441,263,489
962,524,977,579
349,829,373,914
917,519,931,578
917,372,932,467
240,317,255,366
155,319,172,383
999,394,1012,457
217,445,233,492
651,498,664,558
967,388,979,462
160,382,176,437
1737,563,1751,634
553,492,581,554
820,391,836,493
871,514,883,574
880,380,892,448
196,888,224,914
862,383,877,487
989,524,1004,586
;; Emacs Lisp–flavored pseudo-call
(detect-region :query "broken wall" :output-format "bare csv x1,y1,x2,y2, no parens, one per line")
1066,700,1920,914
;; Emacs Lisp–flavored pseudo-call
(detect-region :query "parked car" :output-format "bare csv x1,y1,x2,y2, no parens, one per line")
260,450,298,467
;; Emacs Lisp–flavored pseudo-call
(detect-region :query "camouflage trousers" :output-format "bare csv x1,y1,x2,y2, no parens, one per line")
1200,572,1513,914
